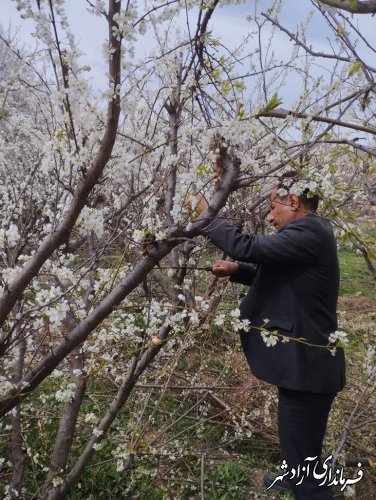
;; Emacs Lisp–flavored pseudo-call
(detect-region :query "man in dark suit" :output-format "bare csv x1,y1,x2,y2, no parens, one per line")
195,177,346,499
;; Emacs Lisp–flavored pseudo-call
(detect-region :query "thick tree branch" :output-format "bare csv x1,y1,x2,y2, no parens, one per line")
10,303,26,497
46,341,87,486
318,0,376,14
175,148,240,238
165,55,183,229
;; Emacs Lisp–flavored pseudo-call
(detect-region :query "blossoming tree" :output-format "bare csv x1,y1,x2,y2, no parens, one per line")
0,0,375,497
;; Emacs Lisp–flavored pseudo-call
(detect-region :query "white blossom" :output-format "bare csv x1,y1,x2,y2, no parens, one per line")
55,383,77,403
328,330,349,345
261,331,279,347
214,313,225,327
52,476,64,488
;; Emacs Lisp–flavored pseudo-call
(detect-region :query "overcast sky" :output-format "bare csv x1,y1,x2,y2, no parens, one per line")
2,0,374,105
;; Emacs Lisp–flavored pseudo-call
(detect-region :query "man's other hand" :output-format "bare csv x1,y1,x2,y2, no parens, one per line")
211,260,239,277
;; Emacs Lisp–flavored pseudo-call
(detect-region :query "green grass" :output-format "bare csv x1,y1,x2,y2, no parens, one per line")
338,248,375,298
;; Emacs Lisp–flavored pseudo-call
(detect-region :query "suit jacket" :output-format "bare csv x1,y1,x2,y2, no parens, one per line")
203,214,346,393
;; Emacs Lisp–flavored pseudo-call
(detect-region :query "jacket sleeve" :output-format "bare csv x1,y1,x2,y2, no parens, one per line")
229,262,257,286
202,217,324,264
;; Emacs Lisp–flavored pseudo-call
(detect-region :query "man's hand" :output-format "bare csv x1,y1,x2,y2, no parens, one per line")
211,260,239,277
193,194,209,214
185,193,209,216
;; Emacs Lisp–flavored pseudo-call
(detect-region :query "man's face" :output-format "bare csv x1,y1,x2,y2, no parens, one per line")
266,191,297,231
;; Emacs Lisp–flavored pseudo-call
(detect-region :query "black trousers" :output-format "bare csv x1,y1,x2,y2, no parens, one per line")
278,387,337,500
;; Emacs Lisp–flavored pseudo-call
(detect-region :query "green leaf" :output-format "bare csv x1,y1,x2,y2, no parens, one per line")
197,163,210,176
211,68,221,79
234,80,246,90
260,93,283,113
349,61,362,76
336,24,344,35
222,80,231,93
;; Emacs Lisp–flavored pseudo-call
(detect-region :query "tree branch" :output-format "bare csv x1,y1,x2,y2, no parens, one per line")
318,0,376,14
262,10,376,71
256,107,376,135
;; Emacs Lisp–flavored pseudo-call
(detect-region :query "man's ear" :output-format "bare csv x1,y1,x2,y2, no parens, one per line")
289,194,300,210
